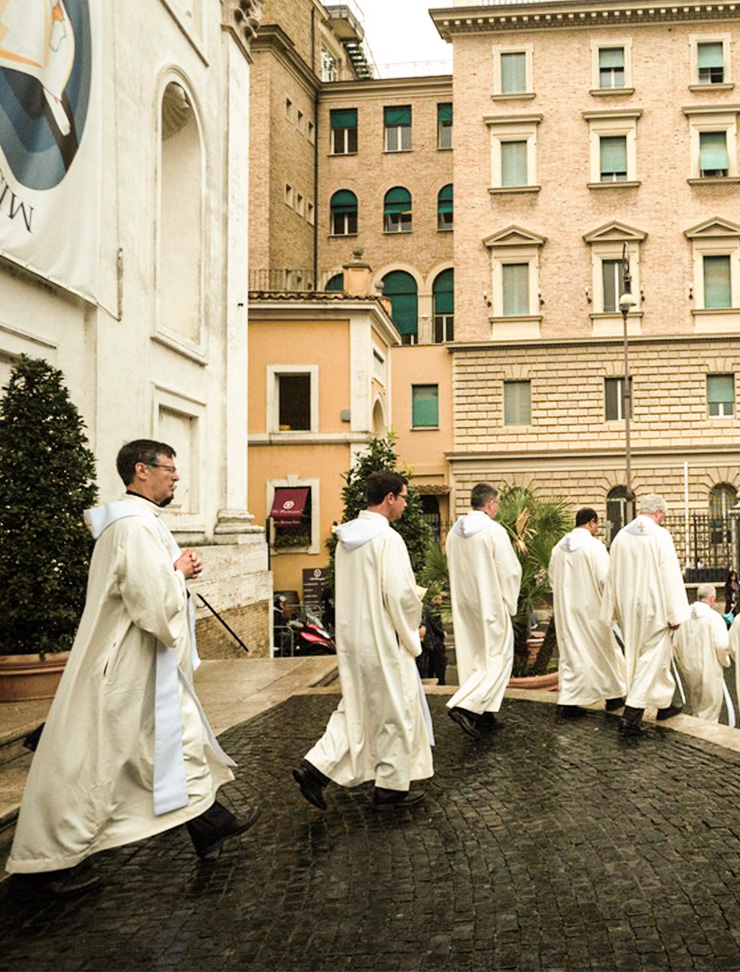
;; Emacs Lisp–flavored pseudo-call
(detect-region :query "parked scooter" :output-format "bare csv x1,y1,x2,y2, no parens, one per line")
287,609,336,656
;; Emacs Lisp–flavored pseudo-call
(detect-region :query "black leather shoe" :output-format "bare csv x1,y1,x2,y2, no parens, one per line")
556,704,587,719
656,703,684,720
9,868,101,898
372,787,425,810
618,716,648,735
478,712,505,731
448,706,481,739
186,801,261,858
605,697,625,711
292,761,328,811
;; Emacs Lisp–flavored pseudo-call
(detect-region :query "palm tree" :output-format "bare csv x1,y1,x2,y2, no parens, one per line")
497,486,572,677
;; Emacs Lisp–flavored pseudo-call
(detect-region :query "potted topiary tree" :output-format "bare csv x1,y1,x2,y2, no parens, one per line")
0,356,97,701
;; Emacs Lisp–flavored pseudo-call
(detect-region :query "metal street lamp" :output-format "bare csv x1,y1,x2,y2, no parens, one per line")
618,242,638,510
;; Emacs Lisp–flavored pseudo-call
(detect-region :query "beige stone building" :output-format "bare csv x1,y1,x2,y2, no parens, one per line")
429,0,740,561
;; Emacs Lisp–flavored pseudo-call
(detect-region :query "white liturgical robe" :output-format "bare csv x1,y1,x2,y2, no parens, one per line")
6,495,234,875
305,511,433,791
601,515,689,710
445,511,522,715
673,600,730,722
548,528,626,706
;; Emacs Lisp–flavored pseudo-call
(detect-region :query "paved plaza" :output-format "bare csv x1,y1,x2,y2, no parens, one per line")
3,693,740,972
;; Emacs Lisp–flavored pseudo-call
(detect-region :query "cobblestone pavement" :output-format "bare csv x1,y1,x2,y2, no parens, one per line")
4,696,740,972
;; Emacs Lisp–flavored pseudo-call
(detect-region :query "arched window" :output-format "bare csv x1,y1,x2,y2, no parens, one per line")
324,273,344,292
383,187,412,234
437,184,453,230
605,486,634,545
382,270,418,345
433,269,454,342
709,483,737,545
158,80,202,343
330,190,357,235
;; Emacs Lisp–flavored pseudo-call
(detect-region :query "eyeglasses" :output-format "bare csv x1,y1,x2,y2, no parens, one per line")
146,463,177,474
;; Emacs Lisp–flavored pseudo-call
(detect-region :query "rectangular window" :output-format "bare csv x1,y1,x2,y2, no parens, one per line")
272,486,312,551
504,381,531,425
704,255,732,308
285,184,293,208
501,140,527,187
330,108,358,154
699,131,729,176
285,97,293,121
602,259,626,313
599,48,625,89
278,374,311,430
438,103,453,149
321,47,338,82
412,385,439,428
698,41,724,83
308,121,315,143
707,374,735,417
501,52,527,94
600,135,627,181
384,105,412,152
605,378,632,421
502,264,529,316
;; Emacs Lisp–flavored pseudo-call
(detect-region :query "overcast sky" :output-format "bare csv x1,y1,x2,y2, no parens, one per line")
360,0,452,73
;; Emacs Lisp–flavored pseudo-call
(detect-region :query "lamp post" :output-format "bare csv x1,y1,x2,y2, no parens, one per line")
618,242,638,512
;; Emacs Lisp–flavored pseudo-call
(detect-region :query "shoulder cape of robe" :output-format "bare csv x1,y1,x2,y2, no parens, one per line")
548,528,626,706
445,511,522,715
305,511,433,791
6,495,234,875
601,515,690,710
674,601,730,722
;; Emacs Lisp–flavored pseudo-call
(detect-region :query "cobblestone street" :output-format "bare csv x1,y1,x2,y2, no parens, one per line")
4,695,740,971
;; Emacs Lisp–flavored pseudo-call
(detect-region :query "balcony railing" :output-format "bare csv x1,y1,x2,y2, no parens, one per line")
249,269,316,292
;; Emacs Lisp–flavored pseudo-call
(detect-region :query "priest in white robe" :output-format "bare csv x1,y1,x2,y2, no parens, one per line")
445,483,522,739
548,508,626,718
673,584,731,722
601,493,690,735
6,440,259,896
293,471,433,811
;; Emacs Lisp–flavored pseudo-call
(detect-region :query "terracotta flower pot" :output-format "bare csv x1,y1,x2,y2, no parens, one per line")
508,671,559,692
0,652,70,702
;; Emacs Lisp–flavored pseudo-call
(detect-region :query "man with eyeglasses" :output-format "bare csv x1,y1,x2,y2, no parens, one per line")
7,439,259,896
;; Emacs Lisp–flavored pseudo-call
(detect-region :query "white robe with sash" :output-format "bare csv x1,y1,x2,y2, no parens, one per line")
445,511,522,715
548,528,626,706
673,600,730,722
6,495,234,875
305,511,433,792
601,515,689,710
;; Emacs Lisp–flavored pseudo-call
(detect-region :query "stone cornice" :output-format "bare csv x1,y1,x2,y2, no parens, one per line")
448,331,740,352
222,0,265,59
251,23,321,94
432,1,740,39
319,75,453,102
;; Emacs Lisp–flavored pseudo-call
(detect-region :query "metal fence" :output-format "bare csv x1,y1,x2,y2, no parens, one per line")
664,513,738,582
249,269,316,292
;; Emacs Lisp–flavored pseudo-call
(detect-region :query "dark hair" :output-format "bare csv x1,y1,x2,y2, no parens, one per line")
471,483,498,509
366,470,406,506
116,439,176,486
575,507,598,528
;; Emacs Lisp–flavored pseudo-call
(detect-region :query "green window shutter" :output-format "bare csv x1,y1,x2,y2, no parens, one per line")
384,187,412,215
433,269,454,315
700,131,729,171
599,47,624,68
698,42,724,68
704,255,731,308
502,264,529,316
384,105,411,127
437,103,452,124
325,274,343,292
600,136,627,174
383,271,418,336
437,184,453,214
501,52,526,93
501,140,527,186
707,374,734,403
330,108,357,129
602,260,625,312
330,190,357,214
412,385,439,427
504,381,531,425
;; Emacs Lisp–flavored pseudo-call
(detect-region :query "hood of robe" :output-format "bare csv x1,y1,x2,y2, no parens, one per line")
84,496,161,540
555,527,593,553
452,510,494,538
623,514,662,537
335,510,391,551
690,600,713,620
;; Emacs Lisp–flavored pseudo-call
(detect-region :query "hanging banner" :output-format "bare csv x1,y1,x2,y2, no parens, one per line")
0,0,99,302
